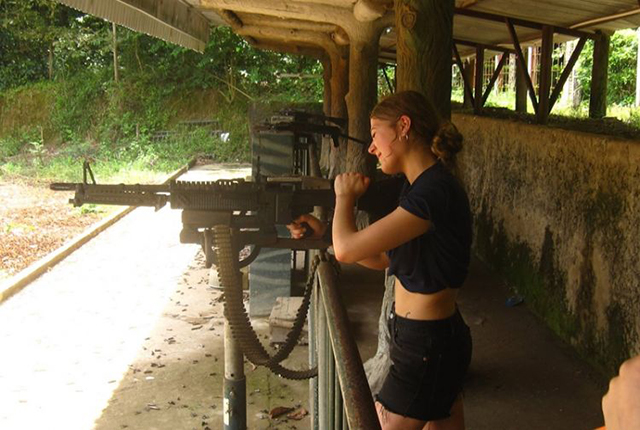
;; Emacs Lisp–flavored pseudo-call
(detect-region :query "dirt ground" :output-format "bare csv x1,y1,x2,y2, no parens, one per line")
0,179,107,281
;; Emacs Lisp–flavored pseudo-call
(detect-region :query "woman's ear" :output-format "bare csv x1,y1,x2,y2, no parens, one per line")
399,114,412,136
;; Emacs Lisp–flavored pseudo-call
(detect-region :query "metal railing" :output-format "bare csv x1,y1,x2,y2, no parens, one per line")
309,252,381,430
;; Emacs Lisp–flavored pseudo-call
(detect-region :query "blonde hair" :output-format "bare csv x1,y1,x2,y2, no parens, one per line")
370,91,463,168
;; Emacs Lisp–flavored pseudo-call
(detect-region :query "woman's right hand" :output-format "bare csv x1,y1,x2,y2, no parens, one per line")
287,214,327,240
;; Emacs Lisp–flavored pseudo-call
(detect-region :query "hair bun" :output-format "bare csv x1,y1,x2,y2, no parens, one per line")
431,121,463,164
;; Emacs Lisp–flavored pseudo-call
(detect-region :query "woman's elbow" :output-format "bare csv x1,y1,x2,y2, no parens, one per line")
333,244,358,264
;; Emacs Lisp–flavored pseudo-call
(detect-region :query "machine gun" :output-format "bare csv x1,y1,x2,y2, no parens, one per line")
50,162,399,267
50,162,337,268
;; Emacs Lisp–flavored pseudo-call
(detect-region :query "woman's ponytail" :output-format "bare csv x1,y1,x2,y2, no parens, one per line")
431,121,463,168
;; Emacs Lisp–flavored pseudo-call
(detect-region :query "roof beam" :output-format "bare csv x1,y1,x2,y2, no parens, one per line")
54,0,210,52
200,0,393,38
454,7,596,40
454,38,515,54
569,7,640,30
250,41,326,59
236,25,338,54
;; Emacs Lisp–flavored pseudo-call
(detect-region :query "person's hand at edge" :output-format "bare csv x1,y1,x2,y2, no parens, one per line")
602,354,640,430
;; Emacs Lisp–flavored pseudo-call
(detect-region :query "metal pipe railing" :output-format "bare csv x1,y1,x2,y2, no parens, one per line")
314,260,381,430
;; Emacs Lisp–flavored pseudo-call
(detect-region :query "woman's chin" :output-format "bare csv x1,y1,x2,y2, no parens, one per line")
380,163,398,175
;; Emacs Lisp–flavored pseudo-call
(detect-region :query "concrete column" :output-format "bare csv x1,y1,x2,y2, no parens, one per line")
590,31,610,119
395,0,454,118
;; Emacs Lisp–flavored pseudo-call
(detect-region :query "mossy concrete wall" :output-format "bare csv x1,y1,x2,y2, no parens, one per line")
454,113,640,375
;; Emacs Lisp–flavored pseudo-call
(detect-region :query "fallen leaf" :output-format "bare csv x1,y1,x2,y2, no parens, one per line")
287,408,308,420
269,406,294,419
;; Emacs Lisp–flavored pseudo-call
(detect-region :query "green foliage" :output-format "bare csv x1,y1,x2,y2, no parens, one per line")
577,29,638,106
0,0,325,183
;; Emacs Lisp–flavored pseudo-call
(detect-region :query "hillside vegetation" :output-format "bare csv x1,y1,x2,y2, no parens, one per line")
0,1,323,183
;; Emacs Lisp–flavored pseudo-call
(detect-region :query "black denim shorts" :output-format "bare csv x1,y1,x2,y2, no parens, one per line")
376,307,472,422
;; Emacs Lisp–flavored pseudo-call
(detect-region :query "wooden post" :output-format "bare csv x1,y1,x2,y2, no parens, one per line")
590,31,610,119
112,22,119,83
345,24,381,174
537,25,554,123
329,49,349,178
463,58,475,108
395,0,454,118
515,53,528,112
474,46,484,113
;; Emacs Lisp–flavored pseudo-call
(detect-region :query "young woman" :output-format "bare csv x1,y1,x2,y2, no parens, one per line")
289,90,472,430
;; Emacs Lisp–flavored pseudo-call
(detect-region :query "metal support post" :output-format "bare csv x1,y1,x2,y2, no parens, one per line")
318,292,330,429
224,312,246,429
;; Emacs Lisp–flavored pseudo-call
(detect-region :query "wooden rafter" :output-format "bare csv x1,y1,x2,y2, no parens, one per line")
506,18,539,114
452,43,475,106
482,52,508,105
474,46,484,113
454,38,515,55
548,37,587,113
455,7,596,40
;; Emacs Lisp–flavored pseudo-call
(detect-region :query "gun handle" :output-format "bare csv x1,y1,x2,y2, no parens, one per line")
300,222,314,239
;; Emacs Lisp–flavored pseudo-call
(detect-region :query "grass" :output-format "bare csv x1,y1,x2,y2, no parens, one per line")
0,128,237,185
453,84,640,128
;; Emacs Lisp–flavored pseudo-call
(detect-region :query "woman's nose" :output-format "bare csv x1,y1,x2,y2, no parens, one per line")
368,141,376,154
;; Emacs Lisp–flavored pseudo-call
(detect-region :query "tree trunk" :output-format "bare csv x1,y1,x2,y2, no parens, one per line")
590,31,610,119
636,28,640,107
363,272,395,394
48,43,54,80
330,49,349,178
112,23,119,83
395,0,454,119
345,23,381,175
320,57,332,173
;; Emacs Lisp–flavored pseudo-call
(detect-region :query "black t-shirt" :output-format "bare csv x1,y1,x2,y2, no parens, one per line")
386,161,472,294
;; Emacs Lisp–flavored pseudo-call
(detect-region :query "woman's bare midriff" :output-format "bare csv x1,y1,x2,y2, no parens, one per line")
394,277,459,320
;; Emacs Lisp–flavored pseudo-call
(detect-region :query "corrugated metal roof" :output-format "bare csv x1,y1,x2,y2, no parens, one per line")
55,0,210,52
53,0,640,60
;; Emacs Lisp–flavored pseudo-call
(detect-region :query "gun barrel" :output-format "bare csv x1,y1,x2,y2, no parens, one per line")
50,183,79,191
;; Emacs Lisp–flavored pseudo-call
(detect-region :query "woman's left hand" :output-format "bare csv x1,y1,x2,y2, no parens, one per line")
334,172,370,199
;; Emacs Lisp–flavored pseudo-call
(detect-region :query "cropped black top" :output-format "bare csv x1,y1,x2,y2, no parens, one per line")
386,161,472,294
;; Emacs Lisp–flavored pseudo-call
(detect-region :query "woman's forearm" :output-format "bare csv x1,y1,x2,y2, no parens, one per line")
332,195,357,261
